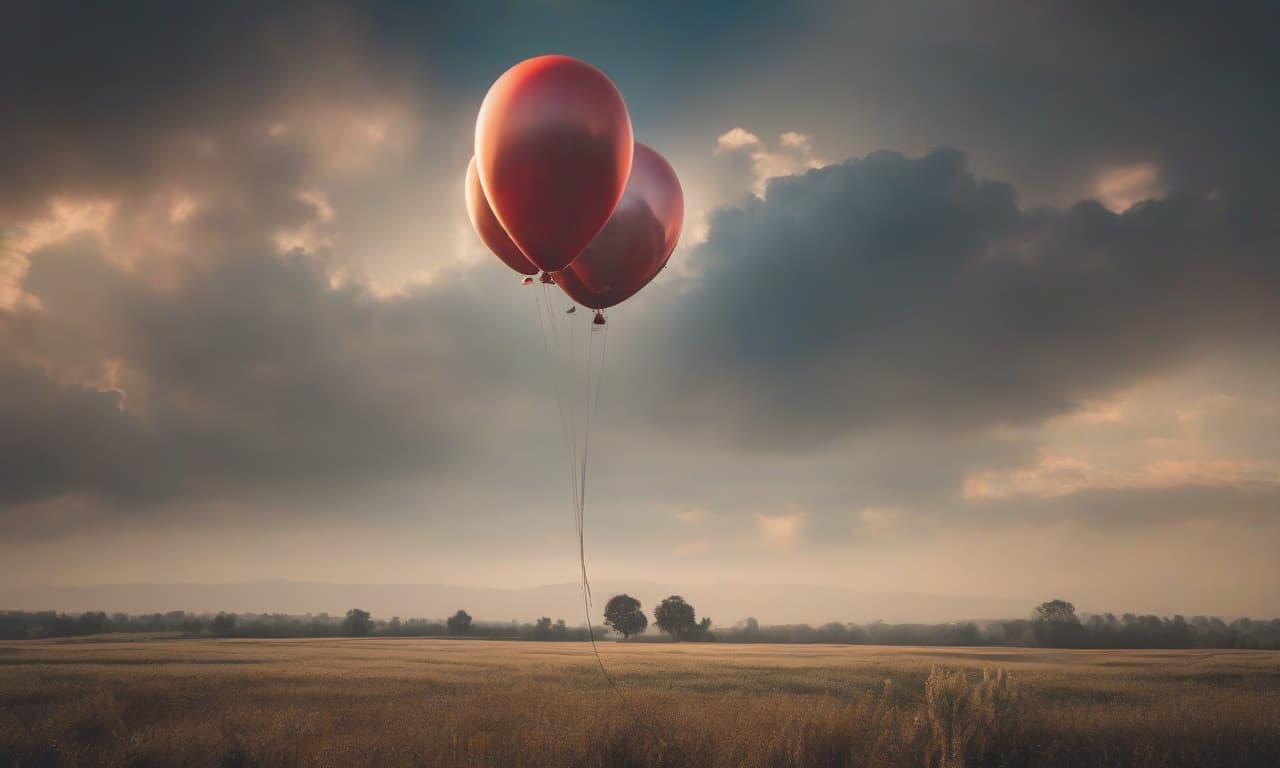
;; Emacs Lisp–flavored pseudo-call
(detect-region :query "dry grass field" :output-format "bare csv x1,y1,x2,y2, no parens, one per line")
2,637,1278,767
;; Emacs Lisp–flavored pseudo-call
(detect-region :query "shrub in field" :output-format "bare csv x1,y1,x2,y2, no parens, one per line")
926,666,981,768
925,665,1021,768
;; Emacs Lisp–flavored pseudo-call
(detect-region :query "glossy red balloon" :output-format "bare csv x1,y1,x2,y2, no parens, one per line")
552,143,683,310
475,55,633,273
465,156,538,276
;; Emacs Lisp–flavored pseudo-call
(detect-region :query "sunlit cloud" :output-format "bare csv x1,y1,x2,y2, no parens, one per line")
167,193,199,226
1094,161,1163,213
715,127,762,152
963,453,1280,501
714,127,826,197
90,358,129,411
1,197,118,310
11,197,118,254
272,189,337,254
756,508,805,544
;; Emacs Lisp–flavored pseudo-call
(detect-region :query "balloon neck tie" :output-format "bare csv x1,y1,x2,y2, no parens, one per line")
593,310,606,326
538,271,555,284
520,276,534,285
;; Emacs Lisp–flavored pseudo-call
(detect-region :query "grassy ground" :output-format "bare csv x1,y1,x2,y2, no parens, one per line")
2,637,1278,767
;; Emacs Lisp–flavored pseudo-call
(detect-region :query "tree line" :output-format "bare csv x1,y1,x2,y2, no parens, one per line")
0,608,610,642
2,597,1278,649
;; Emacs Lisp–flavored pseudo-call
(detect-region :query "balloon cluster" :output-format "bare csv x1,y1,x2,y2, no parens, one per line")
466,55,684,323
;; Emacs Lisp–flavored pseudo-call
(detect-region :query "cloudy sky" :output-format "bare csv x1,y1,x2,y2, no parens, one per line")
3,1,1278,617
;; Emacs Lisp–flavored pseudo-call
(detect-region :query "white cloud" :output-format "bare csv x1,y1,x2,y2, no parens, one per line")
714,127,827,197
778,131,812,148
715,127,762,152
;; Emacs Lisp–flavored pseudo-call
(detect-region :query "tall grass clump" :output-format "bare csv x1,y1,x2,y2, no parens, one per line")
925,665,1023,768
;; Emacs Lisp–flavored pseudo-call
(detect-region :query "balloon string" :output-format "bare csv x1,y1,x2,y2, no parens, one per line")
591,320,609,438
576,319,609,607
567,303,583,584
532,286,548,354
578,324,598,607
537,283,580,546
533,282,689,764
571,317,690,766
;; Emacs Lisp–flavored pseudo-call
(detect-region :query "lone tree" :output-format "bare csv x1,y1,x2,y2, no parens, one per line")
1032,599,1084,647
654,595,711,641
534,617,553,639
603,594,648,639
211,612,237,636
447,609,473,635
341,608,372,637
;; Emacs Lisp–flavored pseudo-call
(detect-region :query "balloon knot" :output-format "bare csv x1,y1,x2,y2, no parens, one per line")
539,271,555,284
593,310,606,326
520,276,534,285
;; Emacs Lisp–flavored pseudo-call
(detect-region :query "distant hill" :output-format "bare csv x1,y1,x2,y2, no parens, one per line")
0,580,1031,625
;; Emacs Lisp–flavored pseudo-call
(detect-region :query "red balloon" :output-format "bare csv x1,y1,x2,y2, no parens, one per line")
475,55,633,273
552,143,683,310
465,156,538,276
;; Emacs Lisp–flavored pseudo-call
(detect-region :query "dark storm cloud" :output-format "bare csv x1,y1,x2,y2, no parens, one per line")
0,1,808,218
0,354,160,505
0,2,357,216
0,234,548,514
650,148,1279,448
697,2,1280,207
0,1,556,529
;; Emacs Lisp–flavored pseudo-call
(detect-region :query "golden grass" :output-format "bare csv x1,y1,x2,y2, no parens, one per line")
2,637,1278,767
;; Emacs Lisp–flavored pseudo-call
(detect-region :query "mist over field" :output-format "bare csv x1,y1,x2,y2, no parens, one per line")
0,580,1030,625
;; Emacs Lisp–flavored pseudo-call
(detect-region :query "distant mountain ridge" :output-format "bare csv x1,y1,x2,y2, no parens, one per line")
0,580,1032,625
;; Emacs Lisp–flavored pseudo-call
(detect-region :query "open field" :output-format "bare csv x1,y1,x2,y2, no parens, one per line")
2,637,1278,767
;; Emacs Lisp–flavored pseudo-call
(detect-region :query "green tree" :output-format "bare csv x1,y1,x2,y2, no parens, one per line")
211,612,237,636
1032,599,1084,647
603,594,648,639
655,595,710,641
533,617,553,639
341,608,372,637
447,609,473,635
75,611,112,635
